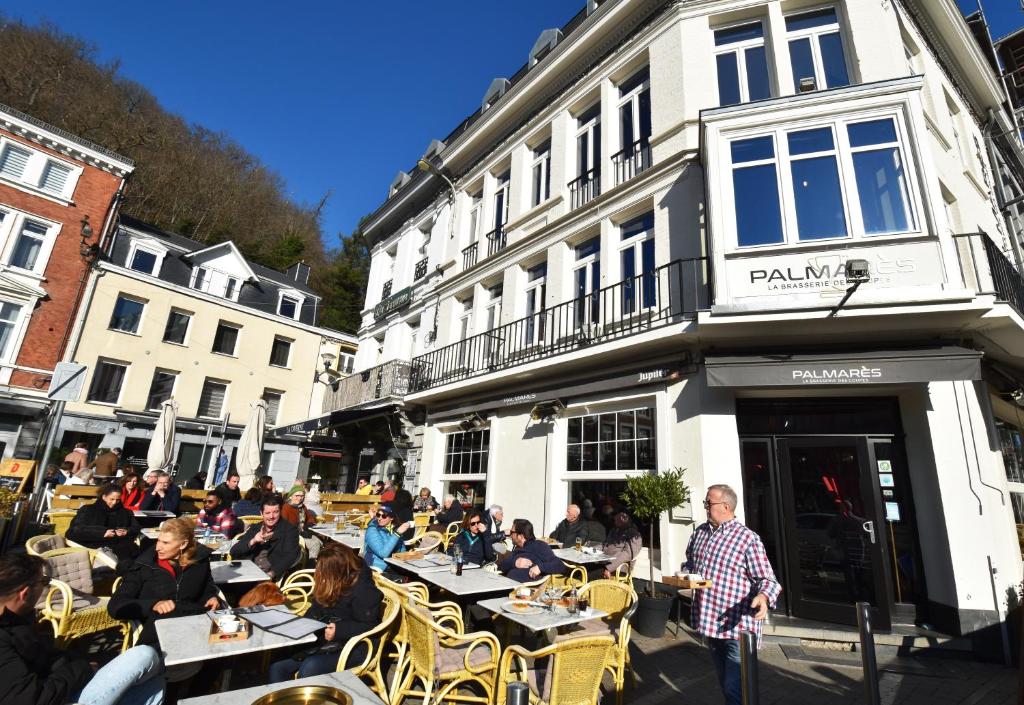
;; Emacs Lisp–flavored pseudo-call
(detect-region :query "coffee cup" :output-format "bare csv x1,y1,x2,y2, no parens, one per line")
516,587,532,599
217,616,241,633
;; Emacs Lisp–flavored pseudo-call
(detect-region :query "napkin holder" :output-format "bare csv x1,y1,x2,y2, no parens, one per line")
394,550,424,561
208,617,251,643
664,575,713,590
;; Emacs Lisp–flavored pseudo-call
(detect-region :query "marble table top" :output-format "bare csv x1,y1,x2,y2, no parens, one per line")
415,566,522,596
179,670,380,705
134,510,176,519
156,605,315,666
310,526,364,550
477,595,607,631
553,547,615,565
210,559,270,584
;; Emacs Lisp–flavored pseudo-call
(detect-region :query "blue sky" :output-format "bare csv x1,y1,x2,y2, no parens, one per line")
3,1,1020,249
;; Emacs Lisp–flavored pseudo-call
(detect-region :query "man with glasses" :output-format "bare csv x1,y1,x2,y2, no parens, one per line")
196,490,239,539
363,504,414,572
0,553,166,705
683,484,781,705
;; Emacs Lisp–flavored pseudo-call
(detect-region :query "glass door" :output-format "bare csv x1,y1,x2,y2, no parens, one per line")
777,437,892,628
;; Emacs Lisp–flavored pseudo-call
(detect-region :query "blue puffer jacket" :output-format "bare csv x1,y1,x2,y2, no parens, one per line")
363,522,403,571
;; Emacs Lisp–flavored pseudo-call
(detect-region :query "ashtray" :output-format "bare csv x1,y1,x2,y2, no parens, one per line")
251,685,353,705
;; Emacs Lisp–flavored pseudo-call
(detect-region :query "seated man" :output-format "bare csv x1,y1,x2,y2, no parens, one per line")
139,471,181,514
434,494,464,528
354,478,373,495
231,495,300,580
214,472,242,509
602,511,642,579
549,503,602,546
0,553,165,705
282,486,322,559
483,504,507,546
499,519,567,582
196,490,239,539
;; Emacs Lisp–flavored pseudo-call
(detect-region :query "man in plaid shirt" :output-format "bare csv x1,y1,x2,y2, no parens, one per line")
683,484,781,705
196,490,239,539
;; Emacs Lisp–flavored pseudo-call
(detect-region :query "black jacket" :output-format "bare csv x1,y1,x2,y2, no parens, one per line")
231,519,300,579
436,502,464,526
304,566,383,652
65,498,140,547
499,539,567,582
0,607,93,705
550,518,602,546
448,530,496,566
140,484,182,514
214,482,241,509
107,543,218,645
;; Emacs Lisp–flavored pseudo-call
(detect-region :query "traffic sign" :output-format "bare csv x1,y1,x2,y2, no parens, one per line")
47,362,88,402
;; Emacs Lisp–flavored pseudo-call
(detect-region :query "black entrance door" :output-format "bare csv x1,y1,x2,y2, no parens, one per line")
777,437,892,628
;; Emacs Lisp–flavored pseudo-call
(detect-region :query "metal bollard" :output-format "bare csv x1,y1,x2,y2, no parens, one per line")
739,630,759,705
856,601,882,705
506,681,529,705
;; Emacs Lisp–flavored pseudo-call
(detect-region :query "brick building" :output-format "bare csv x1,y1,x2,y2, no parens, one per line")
0,103,133,457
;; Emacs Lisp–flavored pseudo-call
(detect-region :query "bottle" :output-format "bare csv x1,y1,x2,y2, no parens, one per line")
455,546,464,576
204,526,212,541
568,585,579,615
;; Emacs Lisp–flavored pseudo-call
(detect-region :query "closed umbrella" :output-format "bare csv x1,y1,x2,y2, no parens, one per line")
236,399,267,492
147,399,178,475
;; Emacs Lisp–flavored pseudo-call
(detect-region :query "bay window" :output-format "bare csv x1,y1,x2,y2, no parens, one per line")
786,7,850,92
728,115,917,248
715,21,772,106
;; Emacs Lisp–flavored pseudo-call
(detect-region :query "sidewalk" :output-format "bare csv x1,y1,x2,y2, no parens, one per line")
622,628,1019,705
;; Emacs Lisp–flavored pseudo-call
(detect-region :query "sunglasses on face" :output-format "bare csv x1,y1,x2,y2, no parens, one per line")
469,520,483,526
376,512,392,519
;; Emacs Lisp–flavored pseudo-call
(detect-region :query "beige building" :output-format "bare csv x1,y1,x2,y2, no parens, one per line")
58,216,356,487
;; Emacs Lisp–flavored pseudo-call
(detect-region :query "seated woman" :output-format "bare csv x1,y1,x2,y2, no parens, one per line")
268,543,383,682
362,504,413,572
447,510,496,566
602,511,642,579
412,486,439,513
282,486,322,559
232,487,263,518
120,473,145,512
498,518,567,582
66,483,141,562
108,517,220,645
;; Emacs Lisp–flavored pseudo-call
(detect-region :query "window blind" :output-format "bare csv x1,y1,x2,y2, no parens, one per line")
40,162,71,194
0,145,30,180
262,391,282,425
198,380,227,417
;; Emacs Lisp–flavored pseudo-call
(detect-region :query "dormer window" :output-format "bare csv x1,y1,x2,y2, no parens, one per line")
277,290,305,320
126,240,166,276
191,267,208,291
225,277,239,300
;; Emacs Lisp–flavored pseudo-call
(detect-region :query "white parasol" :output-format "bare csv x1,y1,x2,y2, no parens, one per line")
236,399,267,491
146,399,179,475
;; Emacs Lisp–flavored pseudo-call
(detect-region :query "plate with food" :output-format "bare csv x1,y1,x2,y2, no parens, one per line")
501,600,543,615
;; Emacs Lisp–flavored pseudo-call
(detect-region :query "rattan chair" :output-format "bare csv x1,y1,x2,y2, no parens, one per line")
391,597,500,705
442,521,461,550
611,560,635,585
46,511,77,537
495,635,615,705
237,515,263,529
335,590,401,701
279,568,316,615
37,548,131,650
406,530,444,553
549,565,588,591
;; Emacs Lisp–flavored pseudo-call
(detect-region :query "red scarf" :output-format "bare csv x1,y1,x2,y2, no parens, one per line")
157,558,179,578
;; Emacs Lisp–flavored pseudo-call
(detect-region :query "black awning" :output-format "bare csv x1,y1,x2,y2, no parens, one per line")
704,346,982,388
269,404,400,439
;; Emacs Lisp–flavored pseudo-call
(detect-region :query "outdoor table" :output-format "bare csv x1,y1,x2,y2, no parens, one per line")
179,670,379,705
134,510,176,519
477,595,607,632
553,547,615,566
310,525,364,551
210,559,270,584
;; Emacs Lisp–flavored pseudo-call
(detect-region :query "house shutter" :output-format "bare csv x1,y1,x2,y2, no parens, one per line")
198,380,227,417
0,145,30,180
263,392,282,425
40,162,71,194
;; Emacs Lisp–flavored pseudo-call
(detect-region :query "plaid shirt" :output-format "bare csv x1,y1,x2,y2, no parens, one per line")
684,519,781,643
196,507,238,539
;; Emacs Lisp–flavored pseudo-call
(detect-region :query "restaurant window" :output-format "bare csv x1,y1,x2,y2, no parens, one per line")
566,407,656,472
444,428,490,476
995,419,1024,526
569,479,660,549
715,20,771,106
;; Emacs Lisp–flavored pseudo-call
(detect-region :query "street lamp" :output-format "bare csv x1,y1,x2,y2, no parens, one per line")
79,215,98,259
314,351,341,385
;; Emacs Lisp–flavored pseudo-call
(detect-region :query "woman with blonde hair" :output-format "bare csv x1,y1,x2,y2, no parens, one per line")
109,516,220,645
268,542,383,682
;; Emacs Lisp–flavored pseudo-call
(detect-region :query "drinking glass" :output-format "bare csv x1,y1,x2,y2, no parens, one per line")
574,537,583,552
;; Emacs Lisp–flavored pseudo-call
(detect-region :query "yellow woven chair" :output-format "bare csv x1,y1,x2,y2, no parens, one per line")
335,590,401,701
494,635,615,705
441,521,461,549
237,515,263,529
37,548,131,650
563,580,639,705
549,565,588,591
611,561,635,586
47,511,77,537
391,597,500,705
406,530,444,552
279,568,316,615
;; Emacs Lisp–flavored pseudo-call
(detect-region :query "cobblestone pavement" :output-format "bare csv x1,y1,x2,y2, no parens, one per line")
621,627,1019,705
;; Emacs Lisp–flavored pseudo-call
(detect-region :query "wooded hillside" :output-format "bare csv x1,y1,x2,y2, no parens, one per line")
0,16,368,333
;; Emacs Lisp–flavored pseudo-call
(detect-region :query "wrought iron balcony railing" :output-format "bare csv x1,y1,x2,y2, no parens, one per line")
414,258,428,280
321,359,412,412
612,139,652,186
410,257,709,392
953,232,1024,317
381,279,393,299
569,168,600,210
485,226,507,258
462,241,479,270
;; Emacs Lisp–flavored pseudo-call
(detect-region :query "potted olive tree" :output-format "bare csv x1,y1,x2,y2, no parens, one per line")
622,467,689,637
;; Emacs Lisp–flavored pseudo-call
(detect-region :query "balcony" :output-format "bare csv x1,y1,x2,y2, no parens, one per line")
612,139,651,186
485,226,507,257
414,258,428,281
321,360,412,412
462,241,479,269
954,232,1024,317
410,257,709,392
382,279,393,299
569,168,600,210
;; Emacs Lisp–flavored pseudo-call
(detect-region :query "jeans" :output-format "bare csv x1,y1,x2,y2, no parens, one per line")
268,652,339,683
707,637,741,705
76,645,165,705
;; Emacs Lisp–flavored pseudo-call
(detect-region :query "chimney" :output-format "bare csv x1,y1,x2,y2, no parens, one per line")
286,262,310,286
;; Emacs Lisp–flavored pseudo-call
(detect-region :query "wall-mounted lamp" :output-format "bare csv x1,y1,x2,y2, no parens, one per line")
459,412,486,432
844,259,871,283
314,351,341,385
79,215,98,259
530,399,565,422
798,77,817,93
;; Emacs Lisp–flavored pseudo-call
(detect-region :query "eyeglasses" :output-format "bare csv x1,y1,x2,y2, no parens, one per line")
469,520,483,526
376,512,392,519
703,500,728,509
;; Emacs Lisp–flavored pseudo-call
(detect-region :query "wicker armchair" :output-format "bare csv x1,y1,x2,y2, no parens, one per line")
405,530,444,552
37,548,131,650
46,511,77,537
335,590,401,702
495,635,615,705
549,565,588,591
391,597,500,705
237,515,263,529
279,568,315,614
441,522,461,550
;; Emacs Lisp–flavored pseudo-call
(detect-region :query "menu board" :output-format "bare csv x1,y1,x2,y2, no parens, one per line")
0,459,35,494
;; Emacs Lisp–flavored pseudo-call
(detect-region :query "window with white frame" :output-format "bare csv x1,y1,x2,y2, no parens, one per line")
278,294,301,319
524,262,547,346
619,212,656,313
212,322,240,356
8,220,49,272
191,267,209,292
456,297,473,367
87,360,128,405
0,302,23,360
576,104,601,180
338,352,355,374
468,191,482,246
715,21,772,105
493,171,510,231
484,284,502,361
262,389,284,425
269,336,292,368
0,140,80,199
197,378,229,418
444,428,490,475
127,241,162,276
618,67,652,150
163,309,191,345
727,115,918,248
573,236,601,328
146,370,177,410
409,321,419,360
224,277,240,300
109,295,145,334
786,7,850,92
531,141,552,207
567,406,656,472
0,144,31,182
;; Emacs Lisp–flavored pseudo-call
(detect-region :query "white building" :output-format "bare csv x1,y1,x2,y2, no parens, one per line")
306,0,1024,653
